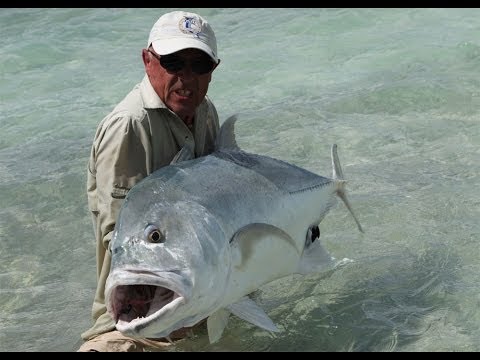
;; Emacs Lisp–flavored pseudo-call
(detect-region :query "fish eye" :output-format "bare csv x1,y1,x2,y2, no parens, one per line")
144,224,165,243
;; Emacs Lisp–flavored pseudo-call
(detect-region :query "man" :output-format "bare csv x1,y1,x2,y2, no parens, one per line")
78,10,221,352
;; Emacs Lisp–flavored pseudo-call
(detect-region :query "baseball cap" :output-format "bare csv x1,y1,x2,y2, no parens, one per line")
147,11,219,64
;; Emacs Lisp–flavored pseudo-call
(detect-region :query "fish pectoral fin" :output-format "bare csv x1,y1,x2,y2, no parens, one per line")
226,296,279,333
207,308,231,344
230,223,298,270
297,226,336,275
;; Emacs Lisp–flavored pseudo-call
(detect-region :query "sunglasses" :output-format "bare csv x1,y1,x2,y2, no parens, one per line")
148,49,217,75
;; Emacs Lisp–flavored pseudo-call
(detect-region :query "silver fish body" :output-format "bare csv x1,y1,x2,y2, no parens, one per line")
105,116,363,343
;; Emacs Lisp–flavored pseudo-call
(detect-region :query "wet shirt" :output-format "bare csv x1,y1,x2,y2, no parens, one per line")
82,75,219,340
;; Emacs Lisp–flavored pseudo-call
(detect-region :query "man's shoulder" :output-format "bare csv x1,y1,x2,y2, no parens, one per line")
99,84,147,129
201,95,219,121
112,84,146,120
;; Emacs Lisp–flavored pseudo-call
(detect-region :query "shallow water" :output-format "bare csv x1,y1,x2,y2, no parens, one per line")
1,8,479,351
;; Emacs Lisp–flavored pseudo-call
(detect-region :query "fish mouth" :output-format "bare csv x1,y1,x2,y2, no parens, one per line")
106,269,188,335
112,284,181,322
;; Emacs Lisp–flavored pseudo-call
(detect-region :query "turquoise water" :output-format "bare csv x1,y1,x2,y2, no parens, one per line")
0,8,479,352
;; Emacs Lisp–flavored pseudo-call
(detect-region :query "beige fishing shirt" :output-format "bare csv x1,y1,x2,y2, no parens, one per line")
82,75,219,340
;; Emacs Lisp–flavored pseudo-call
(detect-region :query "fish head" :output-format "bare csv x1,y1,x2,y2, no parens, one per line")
105,182,231,339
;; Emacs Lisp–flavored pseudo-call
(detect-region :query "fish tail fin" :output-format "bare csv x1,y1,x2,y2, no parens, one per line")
331,144,364,233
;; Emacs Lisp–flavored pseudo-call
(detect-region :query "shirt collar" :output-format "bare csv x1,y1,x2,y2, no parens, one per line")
139,75,168,109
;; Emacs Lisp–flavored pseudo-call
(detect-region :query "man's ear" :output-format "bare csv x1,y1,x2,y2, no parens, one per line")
141,48,150,66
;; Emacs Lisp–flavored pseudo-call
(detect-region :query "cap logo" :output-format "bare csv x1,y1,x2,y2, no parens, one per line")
178,16,202,38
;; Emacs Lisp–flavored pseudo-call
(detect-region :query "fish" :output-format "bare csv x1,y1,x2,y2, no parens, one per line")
104,115,363,344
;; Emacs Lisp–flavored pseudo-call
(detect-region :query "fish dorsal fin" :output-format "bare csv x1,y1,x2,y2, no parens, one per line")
226,296,279,333
215,115,241,152
170,145,194,165
207,308,231,344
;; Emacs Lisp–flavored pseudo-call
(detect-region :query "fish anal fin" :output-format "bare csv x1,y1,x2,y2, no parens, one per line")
226,296,279,333
297,228,336,275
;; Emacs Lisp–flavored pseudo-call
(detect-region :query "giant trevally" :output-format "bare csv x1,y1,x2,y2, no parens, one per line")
105,115,363,344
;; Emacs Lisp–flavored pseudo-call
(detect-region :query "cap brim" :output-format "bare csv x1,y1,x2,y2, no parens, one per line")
151,38,218,63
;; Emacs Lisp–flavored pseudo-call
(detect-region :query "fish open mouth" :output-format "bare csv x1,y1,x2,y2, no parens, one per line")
110,284,183,327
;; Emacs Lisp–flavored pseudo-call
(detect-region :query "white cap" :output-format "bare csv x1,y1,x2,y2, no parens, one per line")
147,11,219,63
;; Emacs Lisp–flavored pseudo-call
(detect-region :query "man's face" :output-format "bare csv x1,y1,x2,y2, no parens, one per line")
143,47,217,121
